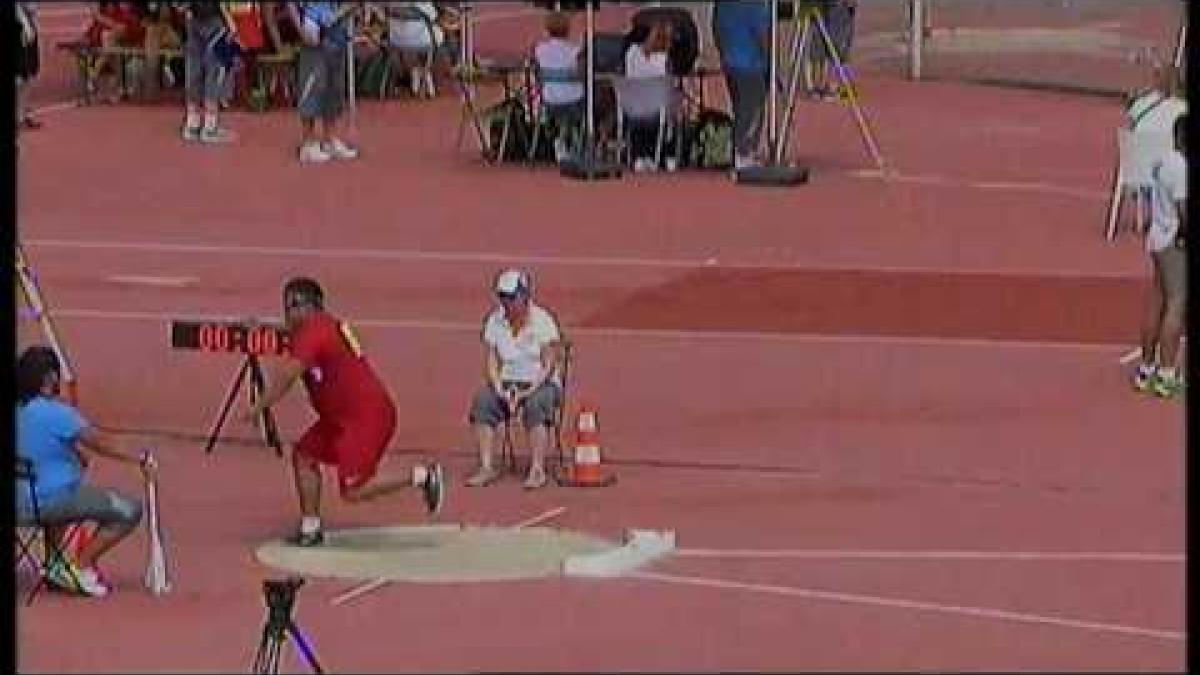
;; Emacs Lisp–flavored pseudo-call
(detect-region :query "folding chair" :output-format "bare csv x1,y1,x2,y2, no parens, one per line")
383,3,441,98
499,340,574,481
612,74,681,169
527,64,586,165
1105,126,1173,241
15,457,82,604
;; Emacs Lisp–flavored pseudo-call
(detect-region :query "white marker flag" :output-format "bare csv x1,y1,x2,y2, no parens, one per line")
143,470,172,595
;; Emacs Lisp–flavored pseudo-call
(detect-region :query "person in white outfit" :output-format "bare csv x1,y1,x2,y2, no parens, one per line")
465,269,564,490
1132,114,1187,399
623,20,677,172
533,11,585,162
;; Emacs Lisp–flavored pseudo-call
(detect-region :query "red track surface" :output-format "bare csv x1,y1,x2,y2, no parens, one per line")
16,2,1183,672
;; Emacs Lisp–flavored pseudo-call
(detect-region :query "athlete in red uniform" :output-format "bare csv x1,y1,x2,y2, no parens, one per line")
245,277,444,546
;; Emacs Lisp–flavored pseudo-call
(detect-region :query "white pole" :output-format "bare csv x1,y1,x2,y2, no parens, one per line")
347,9,357,136
1173,17,1186,71
767,0,778,159
909,0,924,81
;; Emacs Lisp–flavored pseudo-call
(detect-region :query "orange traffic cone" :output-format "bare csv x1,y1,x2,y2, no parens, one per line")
564,404,616,487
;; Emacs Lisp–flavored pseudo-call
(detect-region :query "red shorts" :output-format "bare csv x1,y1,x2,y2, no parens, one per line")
295,406,397,494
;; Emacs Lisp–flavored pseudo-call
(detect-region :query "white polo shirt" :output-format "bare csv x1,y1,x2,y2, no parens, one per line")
482,303,561,384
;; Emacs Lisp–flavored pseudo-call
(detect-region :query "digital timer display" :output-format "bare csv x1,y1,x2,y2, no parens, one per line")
170,320,291,356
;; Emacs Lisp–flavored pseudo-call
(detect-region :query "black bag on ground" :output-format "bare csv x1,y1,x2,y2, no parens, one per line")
682,108,734,170
484,99,535,162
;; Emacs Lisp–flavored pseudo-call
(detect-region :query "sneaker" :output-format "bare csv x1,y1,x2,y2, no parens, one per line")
522,465,548,490
1132,364,1157,393
199,126,236,145
465,466,500,487
47,560,109,597
633,158,657,173
1150,372,1184,399
286,528,325,547
326,137,359,161
181,125,202,142
73,566,111,597
299,142,331,164
422,463,445,514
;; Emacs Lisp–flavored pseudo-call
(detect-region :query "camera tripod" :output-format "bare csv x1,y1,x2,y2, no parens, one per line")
773,0,885,170
252,578,324,675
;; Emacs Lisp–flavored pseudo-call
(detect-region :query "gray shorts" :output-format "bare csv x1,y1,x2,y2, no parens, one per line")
468,381,562,429
1152,245,1187,305
295,44,348,120
19,483,143,532
185,17,228,104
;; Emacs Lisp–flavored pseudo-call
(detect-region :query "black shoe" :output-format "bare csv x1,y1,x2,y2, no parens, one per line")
287,529,325,547
422,463,445,515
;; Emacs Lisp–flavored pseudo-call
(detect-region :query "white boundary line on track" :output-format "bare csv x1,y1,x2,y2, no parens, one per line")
29,100,81,117
42,306,1135,353
673,548,1185,563
631,571,1185,642
22,237,1139,280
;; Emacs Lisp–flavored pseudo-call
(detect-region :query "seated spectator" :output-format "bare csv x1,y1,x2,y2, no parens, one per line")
134,1,183,94
15,346,155,598
534,11,585,162
623,19,678,172
466,270,564,490
383,2,443,98
84,1,146,102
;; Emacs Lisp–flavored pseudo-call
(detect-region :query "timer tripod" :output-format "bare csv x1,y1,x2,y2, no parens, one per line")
206,351,282,456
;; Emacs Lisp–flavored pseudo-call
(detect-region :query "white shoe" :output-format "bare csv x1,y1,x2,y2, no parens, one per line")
553,137,569,162
734,154,761,170
633,158,657,173
665,157,679,173
326,138,359,161
299,142,331,164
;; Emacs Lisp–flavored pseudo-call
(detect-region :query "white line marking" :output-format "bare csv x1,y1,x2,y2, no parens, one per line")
632,571,1185,642
330,578,389,607
673,549,1185,563
105,274,198,288
511,506,567,530
29,100,80,116
22,237,1140,280
46,306,1135,352
846,169,1107,201
1119,347,1143,364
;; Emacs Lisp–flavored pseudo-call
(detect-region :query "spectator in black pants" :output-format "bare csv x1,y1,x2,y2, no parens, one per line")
713,0,770,172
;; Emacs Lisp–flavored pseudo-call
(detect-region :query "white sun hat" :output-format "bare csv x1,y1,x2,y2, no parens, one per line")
494,268,531,297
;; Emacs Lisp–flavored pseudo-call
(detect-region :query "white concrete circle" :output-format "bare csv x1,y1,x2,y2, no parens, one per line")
255,524,614,583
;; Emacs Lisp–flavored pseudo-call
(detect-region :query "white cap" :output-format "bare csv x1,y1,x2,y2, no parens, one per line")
494,268,530,296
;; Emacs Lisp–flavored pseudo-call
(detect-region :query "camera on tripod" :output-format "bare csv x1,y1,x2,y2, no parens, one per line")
254,577,324,674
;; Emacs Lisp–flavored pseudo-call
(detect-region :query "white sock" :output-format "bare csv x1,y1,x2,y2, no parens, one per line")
185,112,200,129
411,465,429,487
202,113,218,132
300,516,322,535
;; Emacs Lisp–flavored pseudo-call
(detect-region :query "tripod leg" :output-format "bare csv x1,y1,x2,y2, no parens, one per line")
248,357,284,456
814,15,886,171
205,358,251,454
287,622,325,674
775,15,812,164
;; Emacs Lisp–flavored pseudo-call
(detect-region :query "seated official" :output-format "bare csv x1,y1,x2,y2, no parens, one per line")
466,269,563,490
15,345,156,598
